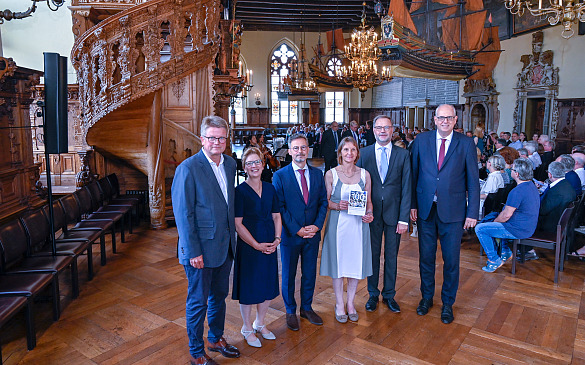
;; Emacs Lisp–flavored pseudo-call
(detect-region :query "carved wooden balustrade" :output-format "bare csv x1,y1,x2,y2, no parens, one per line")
71,0,221,135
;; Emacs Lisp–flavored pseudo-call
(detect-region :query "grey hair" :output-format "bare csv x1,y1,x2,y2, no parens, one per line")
548,161,565,179
436,104,456,116
517,148,529,157
488,155,506,171
200,116,229,137
544,140,555,149
572,152,585,167
513,158,534,181
289,132,308,146
350,120,358,127
539,134,550,143
557,154,575,172
373,115,393,127
524,141,538,154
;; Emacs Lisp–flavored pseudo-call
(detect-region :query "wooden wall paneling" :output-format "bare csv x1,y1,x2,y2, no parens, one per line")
554,99,585,154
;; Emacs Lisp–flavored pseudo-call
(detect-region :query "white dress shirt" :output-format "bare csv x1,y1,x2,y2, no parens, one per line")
436,131,454,163
292,161,310,193
202,149,228,204
575,168,585,187
549,177,565,189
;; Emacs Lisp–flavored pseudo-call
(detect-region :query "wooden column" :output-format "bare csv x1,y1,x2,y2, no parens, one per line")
309,101,320,125
147,90,166,229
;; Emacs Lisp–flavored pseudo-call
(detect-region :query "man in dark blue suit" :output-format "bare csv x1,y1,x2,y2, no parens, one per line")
410,104,480,324
273,133,328,331
172,116,240,365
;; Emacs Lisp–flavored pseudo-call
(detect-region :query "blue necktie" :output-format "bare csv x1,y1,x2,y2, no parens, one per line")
380,147,388,182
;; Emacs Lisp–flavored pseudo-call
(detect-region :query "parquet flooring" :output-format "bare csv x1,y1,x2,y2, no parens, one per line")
3,223,585,364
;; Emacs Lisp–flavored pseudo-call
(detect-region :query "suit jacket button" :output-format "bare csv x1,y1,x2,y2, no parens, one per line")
437,178,440,180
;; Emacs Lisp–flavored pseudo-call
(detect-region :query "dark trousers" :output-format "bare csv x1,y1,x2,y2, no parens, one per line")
418,203,464,306
280,241,318,314
183,255,232,357
367,218,401,300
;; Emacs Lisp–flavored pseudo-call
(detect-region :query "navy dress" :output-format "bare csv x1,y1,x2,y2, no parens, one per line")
232,182,280,305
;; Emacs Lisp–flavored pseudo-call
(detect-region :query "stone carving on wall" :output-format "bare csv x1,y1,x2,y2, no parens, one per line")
513,31,559,138
462,77,500,133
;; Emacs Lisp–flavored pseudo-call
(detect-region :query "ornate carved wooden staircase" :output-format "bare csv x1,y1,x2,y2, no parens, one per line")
71,0,221,228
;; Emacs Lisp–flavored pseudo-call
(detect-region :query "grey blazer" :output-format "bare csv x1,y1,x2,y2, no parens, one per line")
171,150,236,267
357,144,412,226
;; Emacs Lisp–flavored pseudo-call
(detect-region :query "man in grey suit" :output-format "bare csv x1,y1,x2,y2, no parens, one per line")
172,116,240,365
357,115,411,313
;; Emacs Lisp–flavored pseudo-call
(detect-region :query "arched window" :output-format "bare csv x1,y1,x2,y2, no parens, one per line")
270,43,298,124
233,93,245,124
325,56,345,124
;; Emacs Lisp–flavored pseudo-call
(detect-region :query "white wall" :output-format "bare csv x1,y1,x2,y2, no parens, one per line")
0,2,75,82
493,24,585,133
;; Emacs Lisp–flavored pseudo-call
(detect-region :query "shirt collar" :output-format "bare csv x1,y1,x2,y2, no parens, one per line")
550,177,565,188
202,148,224,167
291,161,307,172
375,142,391,151
437,131,454,143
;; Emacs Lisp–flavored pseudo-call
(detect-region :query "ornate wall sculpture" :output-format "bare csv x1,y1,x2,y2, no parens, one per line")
512,31,559,137
0,57,45,223
462,77,500,133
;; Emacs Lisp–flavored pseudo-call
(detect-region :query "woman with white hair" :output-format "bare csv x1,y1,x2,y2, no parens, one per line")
480,155,506,216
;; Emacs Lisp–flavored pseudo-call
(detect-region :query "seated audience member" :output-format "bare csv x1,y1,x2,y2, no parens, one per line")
536,140,555,181
519,132,527,144
517,148,533,169
495,138,507,151
480,155,506,216
572,145,585,154
508,132,523,150
502,132,512,145
497,147,520,184
532,133,539,142
524,141,542,169
474,158,540,272
466,131,473,138
572,152,585,188
556,154,582,196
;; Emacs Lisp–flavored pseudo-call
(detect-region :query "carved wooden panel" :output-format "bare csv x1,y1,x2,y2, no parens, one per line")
554,99,585,154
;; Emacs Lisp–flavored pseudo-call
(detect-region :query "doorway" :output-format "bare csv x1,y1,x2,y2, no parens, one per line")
470,104,486,131
525,98,546,136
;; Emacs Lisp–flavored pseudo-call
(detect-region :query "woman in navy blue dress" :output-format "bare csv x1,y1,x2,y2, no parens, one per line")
233,147,282,348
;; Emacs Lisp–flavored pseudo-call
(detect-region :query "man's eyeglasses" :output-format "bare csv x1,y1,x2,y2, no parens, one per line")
435,116,456,122
203,136,227,143
373,126,393,131
291,145,308,151
245,159,263,167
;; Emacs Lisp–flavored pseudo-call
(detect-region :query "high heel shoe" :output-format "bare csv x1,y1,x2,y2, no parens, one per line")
253,321,276,340
241,327,262,347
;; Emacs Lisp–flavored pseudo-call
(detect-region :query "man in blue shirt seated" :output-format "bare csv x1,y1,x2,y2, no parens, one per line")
474,158,540,273
556,154,582,196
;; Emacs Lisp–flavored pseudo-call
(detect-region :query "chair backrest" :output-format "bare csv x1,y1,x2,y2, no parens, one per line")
98,178,114,202
106,174,121,197
20,209,50,253
558,202,575,241
74,188,94,215
86,181,104,209
42,201,67,232
0,219,29,273
60,195,82,225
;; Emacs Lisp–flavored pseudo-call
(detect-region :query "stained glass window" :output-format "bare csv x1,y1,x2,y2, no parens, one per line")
270,43,298,124
326,56,342,77
325,91,345,124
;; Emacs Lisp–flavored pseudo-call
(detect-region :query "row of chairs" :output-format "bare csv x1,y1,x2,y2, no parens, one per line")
0,174,142,364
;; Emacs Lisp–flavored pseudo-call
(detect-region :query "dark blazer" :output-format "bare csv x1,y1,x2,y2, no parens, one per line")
357,144,411,225
342,129,360,143
411,130,480,223
538,178,576,232
272,163,328,246
565,170,582,196
320,129,341,160
365,128,376,146
171,151,236,267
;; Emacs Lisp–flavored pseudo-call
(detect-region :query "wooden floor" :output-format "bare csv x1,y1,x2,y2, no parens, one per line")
3,222,585,365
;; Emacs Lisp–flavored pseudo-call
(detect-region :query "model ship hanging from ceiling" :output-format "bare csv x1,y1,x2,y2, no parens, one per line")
377,0,502,81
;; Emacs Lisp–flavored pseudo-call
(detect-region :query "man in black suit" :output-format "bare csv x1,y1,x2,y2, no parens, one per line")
538,161,576,232
342,120,360,143
320,121,342,171
357,115,411,313
364,120,376,146
410,104,480,324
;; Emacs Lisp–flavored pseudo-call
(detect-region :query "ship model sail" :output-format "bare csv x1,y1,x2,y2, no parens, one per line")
378,0,502,81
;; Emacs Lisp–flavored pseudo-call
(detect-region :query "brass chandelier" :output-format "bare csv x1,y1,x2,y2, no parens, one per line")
336,2,391,99
505,0,585,38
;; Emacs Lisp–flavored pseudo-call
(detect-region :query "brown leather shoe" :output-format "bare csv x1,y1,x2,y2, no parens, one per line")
286,313,300,331
190,354,218,365
300,309,323,325
207,337,240,358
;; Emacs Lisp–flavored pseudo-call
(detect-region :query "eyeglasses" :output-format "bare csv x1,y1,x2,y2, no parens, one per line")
291,145,308,151
511,168,517,172
245,159,263,167
203,136,227,143
435,116,456,122
373,126,393,131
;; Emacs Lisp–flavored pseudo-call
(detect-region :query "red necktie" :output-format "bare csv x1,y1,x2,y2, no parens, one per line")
438,138,446,170
299,169,309,204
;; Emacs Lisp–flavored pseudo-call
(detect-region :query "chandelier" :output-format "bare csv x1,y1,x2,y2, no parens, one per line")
505,0,585,39
336,2,392,99
0,0,65,23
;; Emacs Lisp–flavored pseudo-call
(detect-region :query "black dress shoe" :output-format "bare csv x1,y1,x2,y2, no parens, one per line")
441,305,454,324
416,298,433,316
382,298,401,313
300,309,323,325
286,313,299,331
207,337,240,358
365,296,378,312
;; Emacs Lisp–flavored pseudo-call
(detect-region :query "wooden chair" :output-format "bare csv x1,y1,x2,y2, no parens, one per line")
0,296,34,363
74,188,127,244
512,202,575,283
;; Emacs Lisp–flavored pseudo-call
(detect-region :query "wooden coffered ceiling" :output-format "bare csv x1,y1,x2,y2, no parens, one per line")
234,0,382,32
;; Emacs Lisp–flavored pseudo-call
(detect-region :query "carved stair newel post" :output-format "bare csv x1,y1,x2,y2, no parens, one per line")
76,149,94,187
147,90,167,229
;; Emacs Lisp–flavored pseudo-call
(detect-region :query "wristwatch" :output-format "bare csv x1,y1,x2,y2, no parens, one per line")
274,236,281,242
